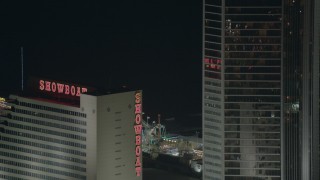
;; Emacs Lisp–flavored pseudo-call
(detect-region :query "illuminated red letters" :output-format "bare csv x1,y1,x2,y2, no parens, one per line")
39,80,88,97
51,82,57,92
39,80,45,90
135,135,141,145
134,91,142,177
45,81,51,91
71,86,76,96
135,167,142,177
57,83,64,93
134,125,142,134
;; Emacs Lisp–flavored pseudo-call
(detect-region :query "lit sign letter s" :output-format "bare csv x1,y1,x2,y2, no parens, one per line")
39,80,45,90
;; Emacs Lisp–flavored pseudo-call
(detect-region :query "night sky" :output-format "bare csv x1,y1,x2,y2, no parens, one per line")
0,1,202,120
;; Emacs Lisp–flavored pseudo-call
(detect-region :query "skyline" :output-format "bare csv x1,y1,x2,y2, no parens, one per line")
0,0,319,180
0,1,202,119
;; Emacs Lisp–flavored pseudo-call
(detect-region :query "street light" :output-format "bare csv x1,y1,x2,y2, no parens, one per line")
147,116,150,125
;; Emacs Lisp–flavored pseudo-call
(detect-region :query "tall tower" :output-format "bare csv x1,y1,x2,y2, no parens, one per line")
203,0,319,180
282,0,319,179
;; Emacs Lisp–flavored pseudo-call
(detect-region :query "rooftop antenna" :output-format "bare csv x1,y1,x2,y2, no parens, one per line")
21,47,24,92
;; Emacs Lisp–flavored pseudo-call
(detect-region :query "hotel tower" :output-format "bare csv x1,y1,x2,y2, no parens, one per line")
0,78,143,180
203,0,319,179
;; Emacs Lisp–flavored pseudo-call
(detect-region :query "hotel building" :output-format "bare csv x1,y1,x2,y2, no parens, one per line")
203,0,319,179
0,79,143,180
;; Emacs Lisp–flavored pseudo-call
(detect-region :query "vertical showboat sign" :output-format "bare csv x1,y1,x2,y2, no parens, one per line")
134,91,142,177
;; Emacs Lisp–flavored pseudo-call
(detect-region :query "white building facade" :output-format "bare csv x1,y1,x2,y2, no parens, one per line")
0,90,142,180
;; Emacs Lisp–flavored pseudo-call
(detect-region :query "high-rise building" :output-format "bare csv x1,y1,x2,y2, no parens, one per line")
0,78,143,180
202,0,319,180
282,0,319,179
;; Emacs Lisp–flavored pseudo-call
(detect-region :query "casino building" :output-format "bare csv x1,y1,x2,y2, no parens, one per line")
0,78,143,180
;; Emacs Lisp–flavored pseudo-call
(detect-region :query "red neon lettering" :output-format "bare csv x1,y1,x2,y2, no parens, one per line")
134,91,142,177
135,104,142,114
135,146,141,156
57,83,64,93
45,81,51,91
39,80,45,90
82,88,88,93
135,93,141,103
38,80,88,97
71,86,76,96
135,166,142,176
134,125,142,135
135,114,141,124
51,82,57,92
76,87,81,96
135,135,141,145
65,85,70,95
135,156,141,167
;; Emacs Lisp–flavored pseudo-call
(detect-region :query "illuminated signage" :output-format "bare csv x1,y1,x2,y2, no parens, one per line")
134,91,142,177
39,80,88,97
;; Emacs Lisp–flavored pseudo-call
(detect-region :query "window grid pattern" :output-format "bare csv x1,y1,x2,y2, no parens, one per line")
0,98,89,179
204,0,224,179
204,0,282,179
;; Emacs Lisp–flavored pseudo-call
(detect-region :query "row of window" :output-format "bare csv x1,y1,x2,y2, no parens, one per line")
204,132,222,139
225,96,280,103
225,88,280,95
224,140,280,146
205,72,281,81
204,161,222,168
204,124,221,131
205,146,222,153
204,117,222,124
225,103,280,110
0,158,86,180
204,139,222,146
0,166,64,180
13,110,86,133
205,95,222,102
0,150,86,172
224,59,281,66
5,128,86,149
225,81,280,88
204,153,222,161
15,108,86,126
225,169,280,177
204,102,222,109
10,118,86,141
0,143,86,164
0,174,26,180
1,136,86,157
225,161,280,168
205,88,222,94
204,175,220,180
19,101,86,118
204,109,221,116
204,80,221,87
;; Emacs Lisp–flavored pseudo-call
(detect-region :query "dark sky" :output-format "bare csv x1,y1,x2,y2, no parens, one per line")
0,0,202,119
